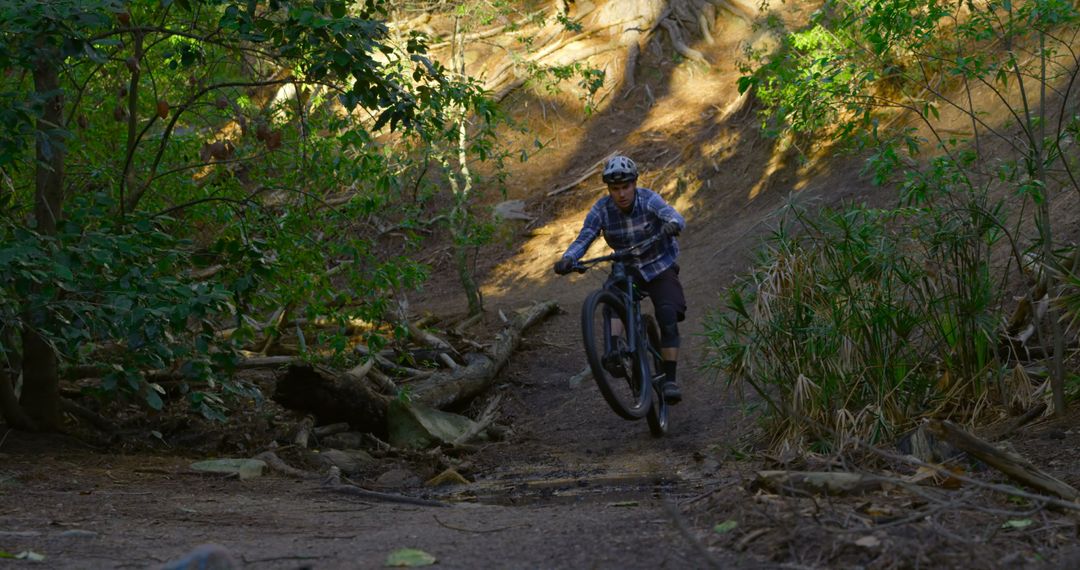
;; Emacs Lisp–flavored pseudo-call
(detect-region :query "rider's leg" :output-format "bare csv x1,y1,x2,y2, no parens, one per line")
601,278,630,377
656,322,682,404
609,319,625,338
646,266,687,404
603,319,629,378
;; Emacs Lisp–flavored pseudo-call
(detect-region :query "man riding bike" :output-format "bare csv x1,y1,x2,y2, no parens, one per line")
553,155,687,404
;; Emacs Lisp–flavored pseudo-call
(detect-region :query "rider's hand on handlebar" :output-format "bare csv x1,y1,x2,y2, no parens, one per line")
661,221,681,237
554,257,575,275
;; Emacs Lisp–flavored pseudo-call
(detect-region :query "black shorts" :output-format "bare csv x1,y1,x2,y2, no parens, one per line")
606,264,686,323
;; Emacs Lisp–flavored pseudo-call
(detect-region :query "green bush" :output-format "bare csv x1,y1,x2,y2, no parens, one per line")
705,183,1007,451
0,193,250,419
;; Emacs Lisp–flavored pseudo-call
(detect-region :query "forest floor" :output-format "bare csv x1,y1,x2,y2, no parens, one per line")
3,5,1080,569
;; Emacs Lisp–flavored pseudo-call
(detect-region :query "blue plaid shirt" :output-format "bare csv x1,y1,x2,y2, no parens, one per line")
561,187,684,282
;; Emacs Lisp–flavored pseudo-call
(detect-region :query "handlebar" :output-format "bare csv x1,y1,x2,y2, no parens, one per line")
570,233,666,273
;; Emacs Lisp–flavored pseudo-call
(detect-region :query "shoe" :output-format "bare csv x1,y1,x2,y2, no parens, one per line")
661,379,682,404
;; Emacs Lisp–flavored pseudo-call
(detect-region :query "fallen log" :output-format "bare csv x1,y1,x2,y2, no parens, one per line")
273,363,392,435
409,301,559,409
273,301,559,434
925,419,1080,500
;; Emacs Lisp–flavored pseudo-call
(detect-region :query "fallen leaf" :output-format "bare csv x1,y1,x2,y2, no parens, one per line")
714,520,738,534
425,468,470,487
15,551,46,561
386,548,436,567
1001,519,1034,530
608,501,639,507
857,503,893,517
189,458,266,480
854,535,881,548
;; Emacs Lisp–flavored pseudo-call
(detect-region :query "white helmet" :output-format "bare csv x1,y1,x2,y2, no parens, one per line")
602,155,638,184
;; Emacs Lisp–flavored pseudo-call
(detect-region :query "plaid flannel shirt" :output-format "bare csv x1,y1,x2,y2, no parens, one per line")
561,187,684,282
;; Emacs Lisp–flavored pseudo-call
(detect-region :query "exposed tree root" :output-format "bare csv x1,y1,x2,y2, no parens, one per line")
324,466,447,507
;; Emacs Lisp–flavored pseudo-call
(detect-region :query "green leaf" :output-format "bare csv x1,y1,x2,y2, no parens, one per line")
385,548,436,567
1001,519,1033,529
54,263,73,281
144,389,164,411
714,520,738,534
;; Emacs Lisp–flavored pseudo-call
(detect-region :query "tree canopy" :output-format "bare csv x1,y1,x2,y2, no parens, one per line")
0,0,503,430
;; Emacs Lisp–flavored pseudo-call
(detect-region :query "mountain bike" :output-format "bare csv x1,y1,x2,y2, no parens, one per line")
570,234,668,437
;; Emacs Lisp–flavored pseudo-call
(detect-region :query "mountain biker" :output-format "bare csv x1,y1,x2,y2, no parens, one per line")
553,154,687,404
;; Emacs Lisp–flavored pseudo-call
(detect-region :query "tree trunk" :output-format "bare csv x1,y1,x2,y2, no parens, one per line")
20,46,65,430
0,365,36,430
454,242,483,317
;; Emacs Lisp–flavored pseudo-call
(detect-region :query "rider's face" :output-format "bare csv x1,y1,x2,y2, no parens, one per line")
607,181,636,213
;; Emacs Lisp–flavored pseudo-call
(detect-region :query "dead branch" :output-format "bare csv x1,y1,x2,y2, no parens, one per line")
344,358,375,381
398,298,457,355
292,415,315,448
926,419,1080,501
188,264,224,280
428,10,547,49
368,367,400,395
453,313,483,336
451,395,502,446
256,305,291,355
313,422,351,437
547,151,620,197
438,353,460,370
995,402,1049,440
60,398,118,434
751,471,884,496
238,355,296,368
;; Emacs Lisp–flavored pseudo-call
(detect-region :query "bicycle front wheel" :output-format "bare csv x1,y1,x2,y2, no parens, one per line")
581,289,651,420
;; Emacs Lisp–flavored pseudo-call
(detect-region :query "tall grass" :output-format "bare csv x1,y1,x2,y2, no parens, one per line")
705,183,1010,451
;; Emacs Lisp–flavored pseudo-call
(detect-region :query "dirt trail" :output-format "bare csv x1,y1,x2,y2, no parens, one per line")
0,8,859,569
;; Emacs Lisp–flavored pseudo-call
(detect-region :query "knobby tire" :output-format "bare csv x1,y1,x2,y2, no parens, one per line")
581,289,651,420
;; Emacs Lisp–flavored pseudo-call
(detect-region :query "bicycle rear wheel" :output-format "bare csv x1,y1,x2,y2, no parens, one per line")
581,289,651,420
642,314,669,437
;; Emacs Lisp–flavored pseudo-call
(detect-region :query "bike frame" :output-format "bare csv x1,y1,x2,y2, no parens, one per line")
574,233,665,382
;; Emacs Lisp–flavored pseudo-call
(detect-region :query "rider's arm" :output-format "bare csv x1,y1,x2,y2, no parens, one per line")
644,190,685,233
561,205,604,261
